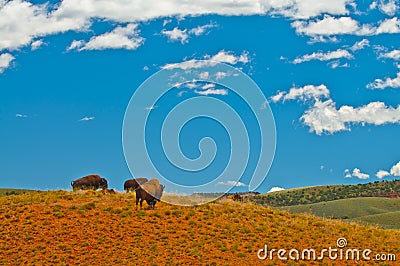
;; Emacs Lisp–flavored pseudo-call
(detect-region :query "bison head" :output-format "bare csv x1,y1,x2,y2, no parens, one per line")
100,178,108,189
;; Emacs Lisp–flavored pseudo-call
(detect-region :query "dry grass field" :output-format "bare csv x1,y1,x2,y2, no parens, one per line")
0,190,399,265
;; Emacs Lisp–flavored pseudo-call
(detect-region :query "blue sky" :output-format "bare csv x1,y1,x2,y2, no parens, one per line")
1,0,400,193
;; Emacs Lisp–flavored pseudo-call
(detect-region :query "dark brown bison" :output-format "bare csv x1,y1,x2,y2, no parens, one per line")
135,178,165,209
124,177,148,192
232,193,243,202
71,174,108,191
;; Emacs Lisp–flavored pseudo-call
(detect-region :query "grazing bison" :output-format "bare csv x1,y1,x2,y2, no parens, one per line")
71,174,108,191
124,177,148,192
135,178,165,209
232,193,243,202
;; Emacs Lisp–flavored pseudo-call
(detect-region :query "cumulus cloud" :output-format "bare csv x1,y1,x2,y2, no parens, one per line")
293,49,353,64
0,53,14,74
270,84,330,102
79,116,95,121
301,99,400,135
16,114,28,118
345,168,370,179
0,0,355,53
162,23,217,44
390,161,400,176
54,0,352,22
378,0,399,16
189,23,216,36
30,39,45,51
67,24,144,51
0,0,88,51
217,180,247,187
379,49,400,60
292,16,365,36
161,27,189,44
292,15,400,37
351,39,370,51
375,17,400,34
327,60,350,69
352,168,370,179
267,187,285,193
194,88,228,96
376,170,390,178
367,72,400,89
162,50,249,70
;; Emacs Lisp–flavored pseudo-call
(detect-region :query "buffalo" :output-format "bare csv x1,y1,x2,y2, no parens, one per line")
124,177,148,192
71,174,108,191
135,178,165,209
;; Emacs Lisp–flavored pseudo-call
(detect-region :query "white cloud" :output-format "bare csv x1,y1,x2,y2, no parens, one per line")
0,0,368,53
162,50,249,70
292,16,363,36
67,40,85,51
0,0,88,51
217,180,247,187
301,99,400,134
351,39,370,51
390,161,400,176
270,91,286,103
378,0,399,16
194,88,228,96
189,23,216,36
293,49,353,64
270,84,330,102
291,15,400,37
367,72,400,89
79,116,95,121
161,27,189,44
345,168,370,179
344,169,352,178
376,170,390,178
31,39,45,50
16,114,28,118
375,161,400,178
375,17,400,34
202,83,215,90
68,24,144,51
0,53,14,74
327,60,350,69
379,49,400,60
352,168,370,179
53,0,352,23
370,1,378,10
208,50,249,65
267,187,285,193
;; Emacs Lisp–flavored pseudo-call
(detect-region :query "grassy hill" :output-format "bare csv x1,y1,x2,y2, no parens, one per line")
0,190,399,265
0,188,36,197
249,179,400,207
280,197,400,229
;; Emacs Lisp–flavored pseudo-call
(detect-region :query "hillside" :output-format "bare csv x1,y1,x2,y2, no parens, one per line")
249,179,400,207
280,197,400,229
0,188,35,197
0,190,399,265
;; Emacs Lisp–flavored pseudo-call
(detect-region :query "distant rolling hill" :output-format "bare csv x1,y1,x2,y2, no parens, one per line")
0,188,36,197
248,179,400,207
279,197,400,229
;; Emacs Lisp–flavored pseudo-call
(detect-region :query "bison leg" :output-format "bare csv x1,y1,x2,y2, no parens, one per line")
139,199,144,209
